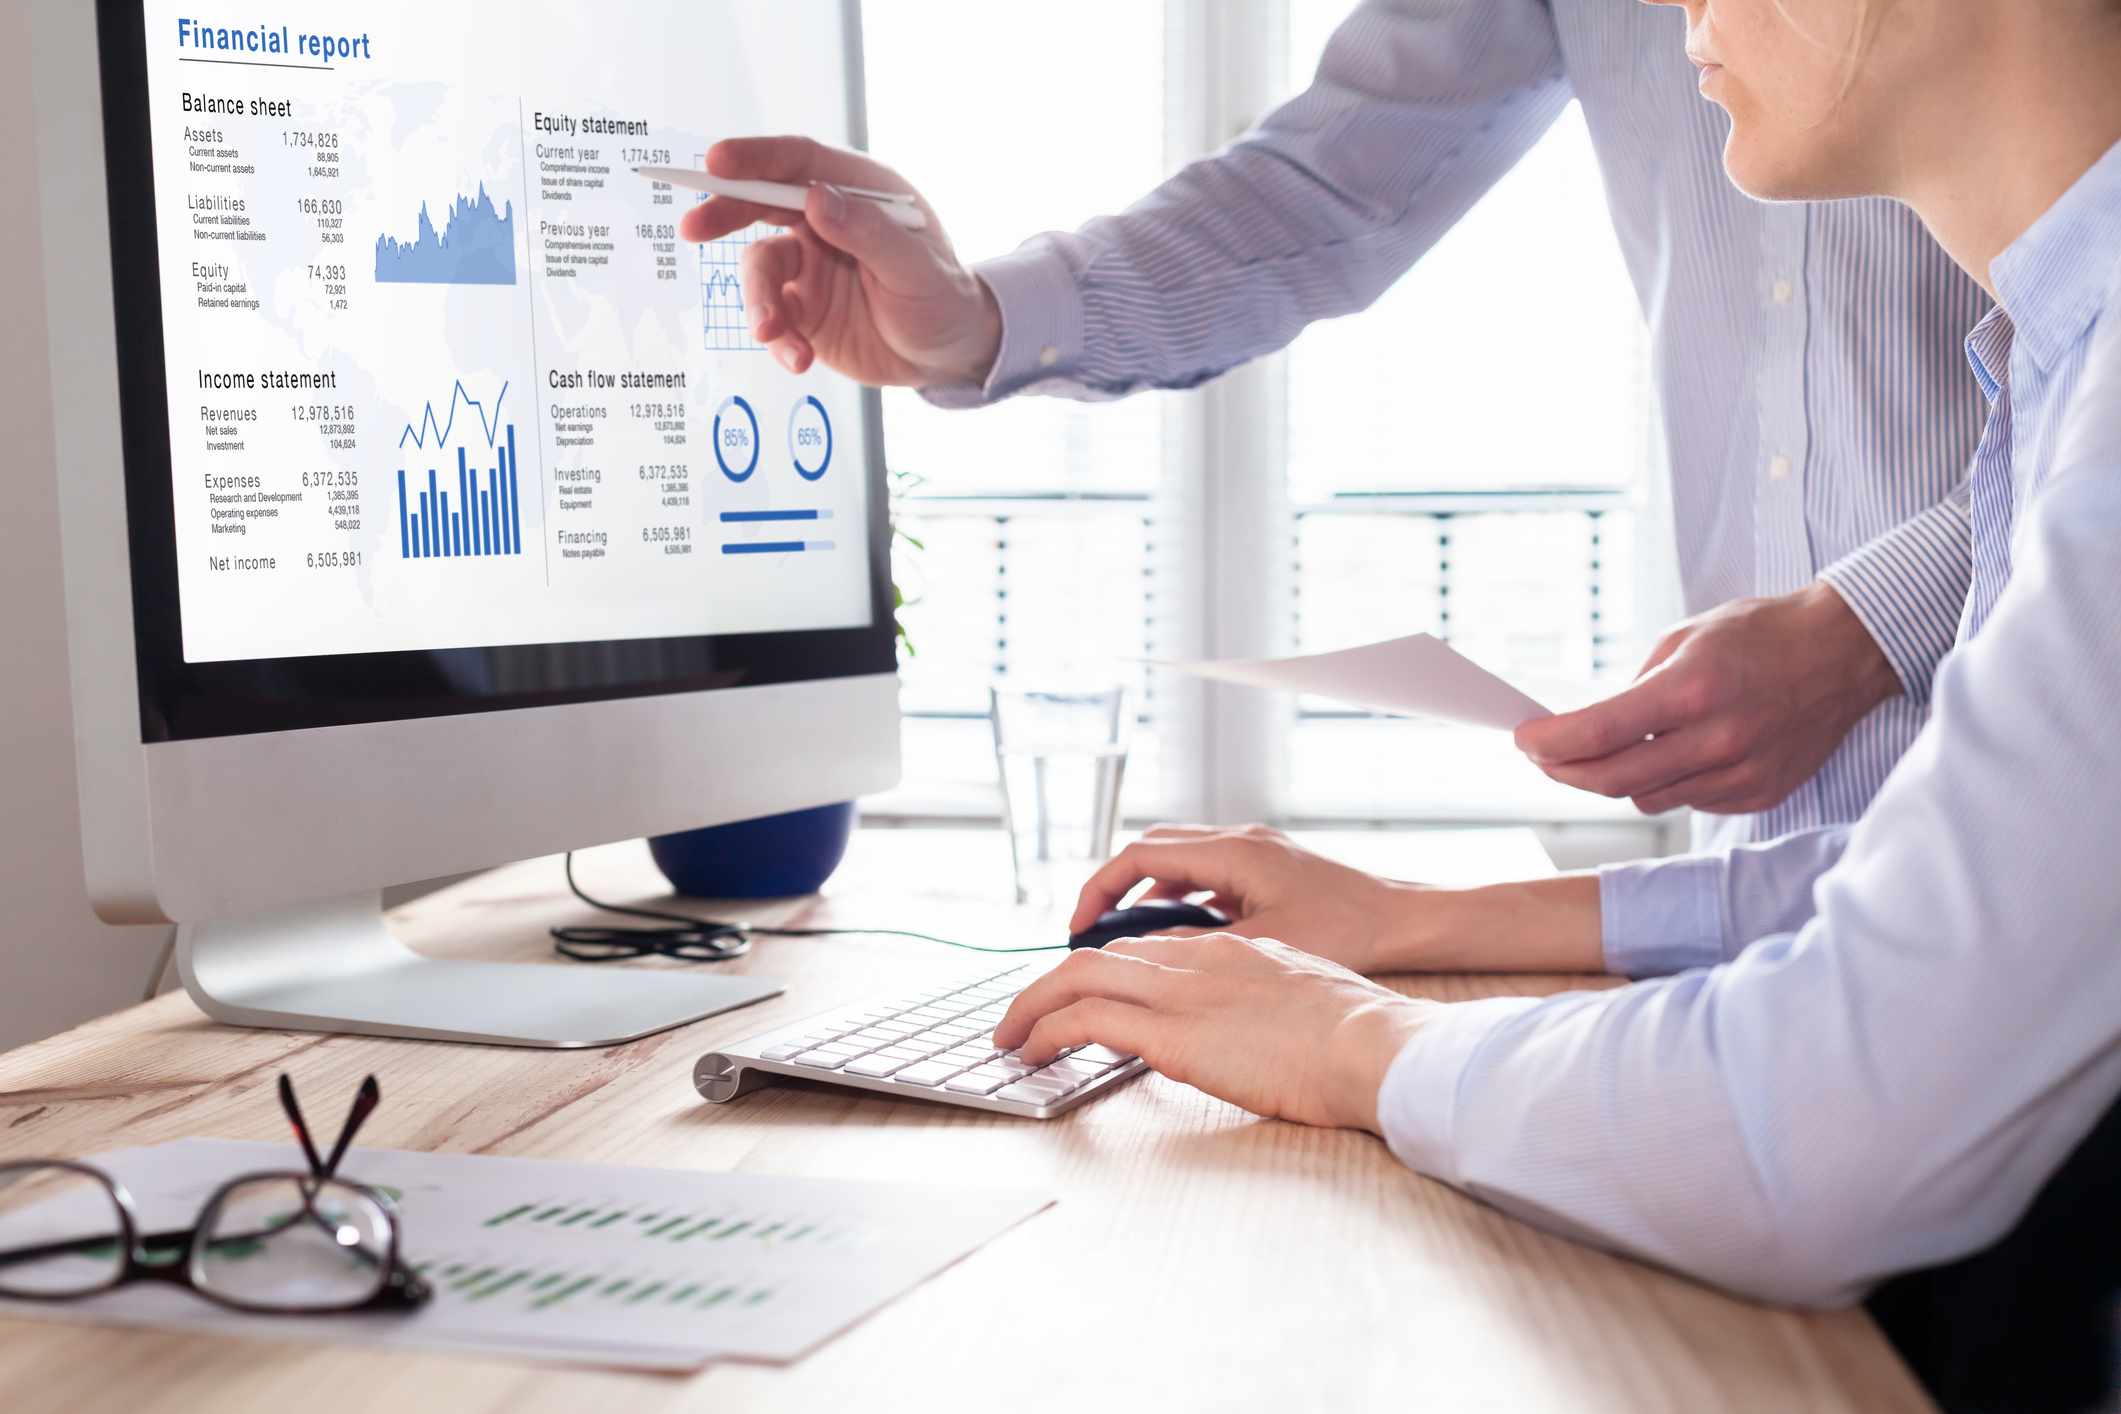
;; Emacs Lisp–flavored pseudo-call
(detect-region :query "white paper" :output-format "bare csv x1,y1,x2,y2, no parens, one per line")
0,1139,1052,1372
1151,633,1551,731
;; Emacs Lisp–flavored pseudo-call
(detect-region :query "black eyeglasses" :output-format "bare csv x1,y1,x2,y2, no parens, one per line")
0,1074,430,1314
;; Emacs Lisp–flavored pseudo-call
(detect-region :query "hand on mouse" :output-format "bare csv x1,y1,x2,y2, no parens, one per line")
1070,825,1426,975
993,933,1435,1132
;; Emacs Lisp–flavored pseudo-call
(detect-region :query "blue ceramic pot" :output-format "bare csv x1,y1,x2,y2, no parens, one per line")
647,801,858,899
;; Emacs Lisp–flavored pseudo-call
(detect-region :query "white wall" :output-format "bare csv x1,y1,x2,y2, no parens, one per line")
0,2,171,1051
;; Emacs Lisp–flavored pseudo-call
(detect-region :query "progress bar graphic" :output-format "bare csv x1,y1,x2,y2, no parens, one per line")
722,541,836,555
718,507,835,555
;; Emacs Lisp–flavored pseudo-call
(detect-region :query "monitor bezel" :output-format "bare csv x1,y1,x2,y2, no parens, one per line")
94,0,898,745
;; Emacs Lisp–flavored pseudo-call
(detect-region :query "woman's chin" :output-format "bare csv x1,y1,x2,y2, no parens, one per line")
1721,139,1842,203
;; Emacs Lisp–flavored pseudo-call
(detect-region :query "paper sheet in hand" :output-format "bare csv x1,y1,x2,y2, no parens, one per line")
1152,633,1550,731
0,1139,1051,1371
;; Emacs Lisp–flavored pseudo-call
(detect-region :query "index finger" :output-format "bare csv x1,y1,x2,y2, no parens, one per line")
1069,839,1249,935
994,948,1174,1049
678,195,800,245
707,135,913,195
1513,674,1686,765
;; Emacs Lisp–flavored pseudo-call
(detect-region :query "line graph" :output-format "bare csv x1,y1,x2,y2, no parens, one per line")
375,185,517,286
696,153,765,353
400,380,511,451
699,224,764,351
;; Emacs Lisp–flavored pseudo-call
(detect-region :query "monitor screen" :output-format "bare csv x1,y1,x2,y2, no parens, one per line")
98,1,895,739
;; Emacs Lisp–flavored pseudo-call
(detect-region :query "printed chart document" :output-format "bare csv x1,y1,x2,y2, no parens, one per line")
1152,634,1553,731
0,1140,1052,1371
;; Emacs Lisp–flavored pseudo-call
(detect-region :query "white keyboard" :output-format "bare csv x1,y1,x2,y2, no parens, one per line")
693,962,1146,1118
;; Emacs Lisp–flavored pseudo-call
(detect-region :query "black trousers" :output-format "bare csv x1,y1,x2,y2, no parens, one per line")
1866,1092,2121,1414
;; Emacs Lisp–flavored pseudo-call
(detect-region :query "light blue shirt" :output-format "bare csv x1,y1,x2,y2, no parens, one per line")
1380,138,2121,1306
935,0,1990,851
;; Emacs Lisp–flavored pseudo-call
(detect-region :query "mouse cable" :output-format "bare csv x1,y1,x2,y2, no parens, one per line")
549,851,1069,964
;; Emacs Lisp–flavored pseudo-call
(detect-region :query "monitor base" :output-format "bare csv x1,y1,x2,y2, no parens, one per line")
173,892,781,1048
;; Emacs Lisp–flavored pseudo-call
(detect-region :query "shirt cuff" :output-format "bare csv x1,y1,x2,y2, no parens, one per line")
1597,853,1727,977
1377,996,1544,1185
918,241,1086,410
1816,497,1973,706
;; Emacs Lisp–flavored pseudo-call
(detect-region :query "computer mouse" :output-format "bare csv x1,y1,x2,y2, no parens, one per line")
1068,899,1232,950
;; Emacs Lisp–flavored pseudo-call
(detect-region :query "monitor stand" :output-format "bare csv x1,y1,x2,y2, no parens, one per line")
174,892,781,1048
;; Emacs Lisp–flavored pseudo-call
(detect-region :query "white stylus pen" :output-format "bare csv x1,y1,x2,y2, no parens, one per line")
633,165,928,231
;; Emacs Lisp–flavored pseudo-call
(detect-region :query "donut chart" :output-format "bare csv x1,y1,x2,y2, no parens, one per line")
789,395,832,481
713,395,760,482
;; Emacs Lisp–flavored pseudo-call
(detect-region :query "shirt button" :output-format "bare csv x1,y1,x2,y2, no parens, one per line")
1772,278,1794,305
1038,346,1060,368
1768,454,1792,481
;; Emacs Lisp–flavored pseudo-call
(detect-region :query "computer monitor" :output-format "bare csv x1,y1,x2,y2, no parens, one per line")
30,1,901,1046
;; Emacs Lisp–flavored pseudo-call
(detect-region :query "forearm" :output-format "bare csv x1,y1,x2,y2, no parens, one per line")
929,0,1569,406
1371,875,1603,974
1378,472,2121,1307
1598,824,1852,977
1366,818,1857,984
1817,486,1974,705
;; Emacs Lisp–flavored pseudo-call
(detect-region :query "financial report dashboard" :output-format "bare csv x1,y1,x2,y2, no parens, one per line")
139,2,877,664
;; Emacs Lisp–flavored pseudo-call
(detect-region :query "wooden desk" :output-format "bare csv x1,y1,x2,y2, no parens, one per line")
0,828,1930,1413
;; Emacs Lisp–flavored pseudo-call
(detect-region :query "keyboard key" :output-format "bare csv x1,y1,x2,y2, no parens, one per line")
714,965,1145,1117
944,1066,1013,1095
995,1076,1078,1106
890,1061,958,1087
1041,1058,1107,1085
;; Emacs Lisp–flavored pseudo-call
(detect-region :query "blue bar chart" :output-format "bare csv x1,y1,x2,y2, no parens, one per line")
398,382,523,559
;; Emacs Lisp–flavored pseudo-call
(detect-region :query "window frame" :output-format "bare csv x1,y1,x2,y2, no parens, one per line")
869,0,1676,849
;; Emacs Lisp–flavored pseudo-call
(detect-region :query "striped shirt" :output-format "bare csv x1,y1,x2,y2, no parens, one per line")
933,0,1989,847
1382,136,2121,1307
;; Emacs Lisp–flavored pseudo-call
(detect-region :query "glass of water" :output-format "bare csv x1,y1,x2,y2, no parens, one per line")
990,683,1130,910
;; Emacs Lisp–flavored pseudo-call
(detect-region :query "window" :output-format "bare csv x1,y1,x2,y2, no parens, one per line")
863,0,1175,817
862,1,1671,832
1277,1,1663,821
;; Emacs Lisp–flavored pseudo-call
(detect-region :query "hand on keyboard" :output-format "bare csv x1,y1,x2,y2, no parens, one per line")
993,933,1437,1133
728,963,1144,1114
